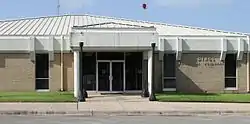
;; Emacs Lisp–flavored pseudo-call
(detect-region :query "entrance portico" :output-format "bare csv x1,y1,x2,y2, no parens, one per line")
73,51,154,97
70,23,158,97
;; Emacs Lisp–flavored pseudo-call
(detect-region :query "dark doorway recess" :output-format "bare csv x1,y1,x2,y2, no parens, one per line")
82,52,96,90
125,52,143,90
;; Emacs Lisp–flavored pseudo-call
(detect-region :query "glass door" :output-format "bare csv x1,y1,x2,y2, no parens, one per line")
97,62,110,91
97,60,125,92
111,62,124,91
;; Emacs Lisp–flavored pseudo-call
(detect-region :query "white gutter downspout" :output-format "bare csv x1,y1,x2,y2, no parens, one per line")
247,35,250,93
60,35,64,91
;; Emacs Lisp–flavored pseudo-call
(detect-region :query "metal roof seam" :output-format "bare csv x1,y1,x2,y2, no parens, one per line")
5,20,26,35
24,18,40,35
0,22,12,32
0,22,7,29
55,16,66,35
66,16,72,33
36,18,51,35
10,19,30,35
66,16,74,34
40,17,54,35
50,17,62,34
28,18,46,35
44,17,58,35
0,21,19,34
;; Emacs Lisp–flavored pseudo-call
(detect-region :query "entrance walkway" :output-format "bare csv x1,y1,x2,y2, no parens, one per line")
1,94,250,116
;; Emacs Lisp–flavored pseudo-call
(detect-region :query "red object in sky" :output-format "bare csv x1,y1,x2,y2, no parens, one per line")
142,3,147,9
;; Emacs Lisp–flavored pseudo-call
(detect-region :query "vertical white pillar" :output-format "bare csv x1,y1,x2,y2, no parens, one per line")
247,36,250,92
74,51,79,98
247,52,250,92
148,50,152,95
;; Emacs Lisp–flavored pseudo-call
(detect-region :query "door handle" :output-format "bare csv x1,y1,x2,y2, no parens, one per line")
109,76,113,81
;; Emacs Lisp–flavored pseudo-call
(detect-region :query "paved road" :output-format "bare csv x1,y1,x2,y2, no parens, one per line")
2,115,250,124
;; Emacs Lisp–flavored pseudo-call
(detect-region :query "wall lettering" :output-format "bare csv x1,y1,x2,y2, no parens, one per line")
196,56,223,67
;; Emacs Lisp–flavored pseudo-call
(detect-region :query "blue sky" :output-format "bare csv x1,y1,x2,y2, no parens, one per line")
0,0,249,33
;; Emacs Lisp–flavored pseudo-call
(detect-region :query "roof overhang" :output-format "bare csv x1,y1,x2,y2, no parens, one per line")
159,35,250,61
70,23,158,51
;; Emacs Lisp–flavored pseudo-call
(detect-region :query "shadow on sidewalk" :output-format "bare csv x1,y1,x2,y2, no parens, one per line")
85,92,147,102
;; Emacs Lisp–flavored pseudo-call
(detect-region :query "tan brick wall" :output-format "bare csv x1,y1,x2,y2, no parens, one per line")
50,54,62,91
0,52,247,93
176,53,225,93
63,53,74,91
175,53,249,93
50,53,74,91
0,53,35,91
237,54,247,93
0,53,73,92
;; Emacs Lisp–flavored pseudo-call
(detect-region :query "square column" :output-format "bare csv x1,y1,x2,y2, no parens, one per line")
148,50,153,95
74,51,79,97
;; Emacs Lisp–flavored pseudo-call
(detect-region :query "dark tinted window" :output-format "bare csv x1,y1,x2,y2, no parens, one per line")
225,78,236,88
36,54,49,78
164,79,176,88
225,54,236,77
97,52,124,60
35,53,49,90
164,54,176,77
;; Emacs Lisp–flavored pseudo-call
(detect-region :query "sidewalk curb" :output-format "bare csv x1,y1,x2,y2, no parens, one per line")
1,110,250,116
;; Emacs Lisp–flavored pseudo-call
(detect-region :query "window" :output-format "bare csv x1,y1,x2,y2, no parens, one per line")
224,54,237,89
35,53,49,90
97,52,124,60
83,52,96,90
125,52,142,90
163,53,176,90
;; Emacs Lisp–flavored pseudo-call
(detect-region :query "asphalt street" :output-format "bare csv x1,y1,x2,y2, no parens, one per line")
1,115,250,124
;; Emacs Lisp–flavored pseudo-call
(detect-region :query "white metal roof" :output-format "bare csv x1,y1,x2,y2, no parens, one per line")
0,14,247,36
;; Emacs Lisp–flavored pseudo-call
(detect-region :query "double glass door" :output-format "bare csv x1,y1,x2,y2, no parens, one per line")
97,60,124,91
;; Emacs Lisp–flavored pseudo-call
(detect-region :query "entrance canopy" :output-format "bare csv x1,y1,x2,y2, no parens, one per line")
70,22,158,51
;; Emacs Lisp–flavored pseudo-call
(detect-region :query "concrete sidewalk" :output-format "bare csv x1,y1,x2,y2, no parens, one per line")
1,95,250,116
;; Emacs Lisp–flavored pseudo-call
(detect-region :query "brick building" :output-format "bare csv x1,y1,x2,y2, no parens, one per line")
0,14,249,97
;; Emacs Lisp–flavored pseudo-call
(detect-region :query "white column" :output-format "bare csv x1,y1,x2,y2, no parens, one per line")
148,50,152,95
247,36,250,92
74,51,80,98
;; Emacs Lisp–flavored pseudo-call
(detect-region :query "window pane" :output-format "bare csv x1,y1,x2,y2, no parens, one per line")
125,52,143,90
83,52,96,90
36,79,49,90
163,79,176,89
97,52,124,60
225,54,236,77
84,75,96,90
164,54,176,77
225,78,236,88
36,54,49,78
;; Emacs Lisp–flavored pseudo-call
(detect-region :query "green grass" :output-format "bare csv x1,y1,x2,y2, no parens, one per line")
0,92,76,102
156,92,250,103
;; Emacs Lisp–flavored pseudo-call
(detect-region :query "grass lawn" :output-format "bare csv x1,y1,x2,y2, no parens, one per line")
156,92,250,103
0,92,76,102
